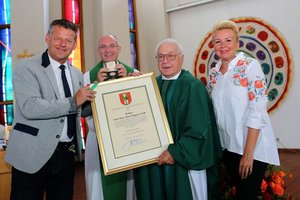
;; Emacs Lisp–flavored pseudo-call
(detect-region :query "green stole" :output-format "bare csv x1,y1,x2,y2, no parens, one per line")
89,60,134,200
160,79,178,200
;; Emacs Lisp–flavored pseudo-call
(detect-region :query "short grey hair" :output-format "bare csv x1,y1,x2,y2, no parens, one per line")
155,38,184,56
100,34,119,45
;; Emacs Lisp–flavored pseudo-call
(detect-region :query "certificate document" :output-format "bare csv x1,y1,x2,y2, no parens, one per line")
103,86,161,158
91,73,173,175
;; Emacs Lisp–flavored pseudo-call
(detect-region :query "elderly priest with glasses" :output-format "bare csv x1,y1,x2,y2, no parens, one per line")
133,38,222,200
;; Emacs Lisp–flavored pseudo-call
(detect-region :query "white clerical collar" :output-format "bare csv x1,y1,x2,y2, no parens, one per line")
162,71,181,80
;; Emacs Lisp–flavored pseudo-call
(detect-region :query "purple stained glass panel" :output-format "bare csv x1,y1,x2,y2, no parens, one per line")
128,0,135,30
129,32,137,69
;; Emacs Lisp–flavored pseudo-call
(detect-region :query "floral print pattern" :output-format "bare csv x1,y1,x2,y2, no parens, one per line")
232,59,248,87
207,57,268,102
248,76,268,102
206,68,218,94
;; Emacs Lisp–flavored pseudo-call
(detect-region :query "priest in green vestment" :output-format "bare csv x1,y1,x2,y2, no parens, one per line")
84,35,138,200
133,38,222,200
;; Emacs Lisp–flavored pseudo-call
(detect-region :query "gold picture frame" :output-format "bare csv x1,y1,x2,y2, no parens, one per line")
91,72,173,175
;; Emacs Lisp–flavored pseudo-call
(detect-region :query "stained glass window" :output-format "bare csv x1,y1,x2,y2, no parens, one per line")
129,32,138,69
0,0,13,127
128,0,135,30
128,0,139,69
62,0,83,72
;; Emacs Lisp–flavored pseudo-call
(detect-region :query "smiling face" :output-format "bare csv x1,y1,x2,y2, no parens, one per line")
212,29,239,63
45,26,77,64
97,35,121,62
156,43,183,78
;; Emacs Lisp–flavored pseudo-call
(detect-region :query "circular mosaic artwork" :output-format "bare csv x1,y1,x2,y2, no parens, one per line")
194,17,293,113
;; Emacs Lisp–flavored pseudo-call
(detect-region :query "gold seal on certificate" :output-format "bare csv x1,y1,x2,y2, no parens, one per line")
91,73,173,175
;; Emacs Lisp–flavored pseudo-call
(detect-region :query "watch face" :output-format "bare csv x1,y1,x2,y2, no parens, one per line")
194,17,293,113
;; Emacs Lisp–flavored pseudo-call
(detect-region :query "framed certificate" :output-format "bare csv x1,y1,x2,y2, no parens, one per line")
91,72,173,175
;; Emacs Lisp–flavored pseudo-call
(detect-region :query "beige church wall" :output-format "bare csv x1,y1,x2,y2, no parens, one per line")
168,0,300,148
82,0,131,72
81,0,100,72
10,0,50,64
134,0,170,75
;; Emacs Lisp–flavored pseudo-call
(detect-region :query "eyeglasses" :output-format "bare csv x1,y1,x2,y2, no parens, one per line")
156,54,179,62
98,44,119,50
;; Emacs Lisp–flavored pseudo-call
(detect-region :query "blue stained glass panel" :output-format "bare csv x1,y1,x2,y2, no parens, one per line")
0,0,10,24
0,0,12,127
0,28,12,101
6,104,13,125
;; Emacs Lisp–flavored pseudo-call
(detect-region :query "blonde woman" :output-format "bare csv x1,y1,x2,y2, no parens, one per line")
207,20,280,199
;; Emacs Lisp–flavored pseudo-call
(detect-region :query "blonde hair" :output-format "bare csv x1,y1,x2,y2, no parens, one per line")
211,20,239,41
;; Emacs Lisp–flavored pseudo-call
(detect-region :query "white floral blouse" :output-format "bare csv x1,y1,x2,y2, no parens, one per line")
207,52,280,165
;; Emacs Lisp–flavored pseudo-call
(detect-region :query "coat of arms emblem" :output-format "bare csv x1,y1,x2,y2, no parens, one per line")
119,92,132,105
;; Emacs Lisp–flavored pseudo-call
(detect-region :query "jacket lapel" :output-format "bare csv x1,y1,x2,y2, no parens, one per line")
70,65,81,94
41,50,61,99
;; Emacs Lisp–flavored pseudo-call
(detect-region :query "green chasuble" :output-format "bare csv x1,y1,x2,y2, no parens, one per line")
134,70,222,200
89,60,134,200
